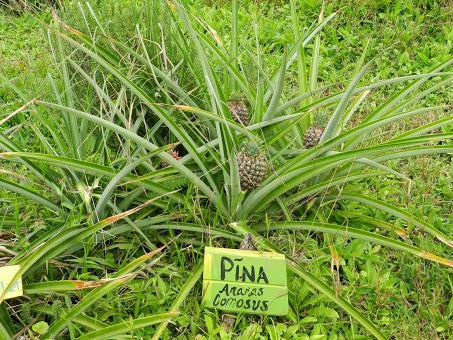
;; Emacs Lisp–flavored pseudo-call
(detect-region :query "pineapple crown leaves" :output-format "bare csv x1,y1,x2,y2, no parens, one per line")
311,112,329,128
228,92,247,103
239,141,262,157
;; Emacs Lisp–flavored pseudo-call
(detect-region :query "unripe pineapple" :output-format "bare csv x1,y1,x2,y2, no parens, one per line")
227,97,249,126
237,144,268,190
304,126,324,148
239,233,257,250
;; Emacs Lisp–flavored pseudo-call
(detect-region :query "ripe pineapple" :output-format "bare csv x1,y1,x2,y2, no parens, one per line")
237,144,268,190
227,97,249,126
304,126,324,148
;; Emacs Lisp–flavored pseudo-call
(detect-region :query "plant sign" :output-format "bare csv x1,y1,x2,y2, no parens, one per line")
202,247,288,315
0,265,23,302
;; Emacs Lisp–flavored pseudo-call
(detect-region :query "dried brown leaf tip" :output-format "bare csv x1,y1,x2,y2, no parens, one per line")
161,150,181,168
101,200,154,225
421,251,453,267
139,246,166,260
72,279,110,290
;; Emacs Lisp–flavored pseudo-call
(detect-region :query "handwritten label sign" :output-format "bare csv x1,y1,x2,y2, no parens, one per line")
202,247,288,316
0,265,23,301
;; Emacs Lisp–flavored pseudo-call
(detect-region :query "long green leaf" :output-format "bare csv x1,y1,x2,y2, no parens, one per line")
0,177,61,212
36,101,218,207
0,151,183,203
276,72,450,116
335,194,452,247
263,50,287,121
43,247,165,338
320,56,372,141
55,29,221,205
24,279,120,294
254,222,452,266
240,144,452,218
2,199,161,302
43,275,133,339
32,305,107,330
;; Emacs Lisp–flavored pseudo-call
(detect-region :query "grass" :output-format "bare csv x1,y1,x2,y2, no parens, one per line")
0,0,452,339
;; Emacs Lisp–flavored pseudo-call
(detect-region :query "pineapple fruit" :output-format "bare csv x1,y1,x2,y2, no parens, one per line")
303,126,324,148
239,233,257,251
237,144,268,190
227,97,249,126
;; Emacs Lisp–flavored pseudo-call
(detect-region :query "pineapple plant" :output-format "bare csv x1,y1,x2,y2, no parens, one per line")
1,1,452,339
227,96,250,126
236,143,268,190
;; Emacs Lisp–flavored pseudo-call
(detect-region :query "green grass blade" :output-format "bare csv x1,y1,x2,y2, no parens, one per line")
344,59,452,149
264,11,338,102
151,261,203,340
55,29,220,201
230,0,238,93
289,0,309,132
285,172,384,205
51,26,81,159
94,147,172,220
363,57,452,125
0,304,14,338
2,200,160,302
0,131,64,197
310,6,323,95
240,144,452,218
338,212,408,238
276,72,450,116
131,222,243,242
390,115,453,140
340,89,370,129
32,305,107,330
77,312,178,340
279,106,446,175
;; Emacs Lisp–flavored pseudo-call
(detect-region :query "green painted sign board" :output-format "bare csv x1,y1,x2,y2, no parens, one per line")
0,265,23,302
202,247,288,316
